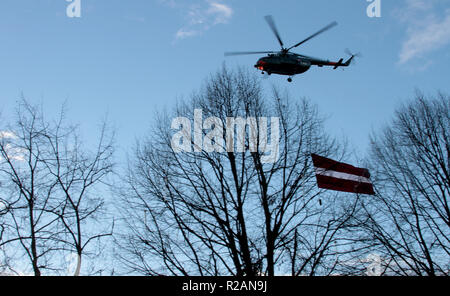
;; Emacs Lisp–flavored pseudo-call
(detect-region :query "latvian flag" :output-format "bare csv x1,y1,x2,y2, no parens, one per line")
311,154,375,195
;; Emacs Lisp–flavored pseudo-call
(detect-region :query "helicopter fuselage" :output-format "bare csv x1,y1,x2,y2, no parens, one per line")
255,53,311,76
226,16,355,82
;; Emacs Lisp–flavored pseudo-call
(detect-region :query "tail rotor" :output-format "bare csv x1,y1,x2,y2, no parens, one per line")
344,48,361,66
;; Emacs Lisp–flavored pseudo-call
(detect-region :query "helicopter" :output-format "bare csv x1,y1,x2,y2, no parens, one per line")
225,15,358,82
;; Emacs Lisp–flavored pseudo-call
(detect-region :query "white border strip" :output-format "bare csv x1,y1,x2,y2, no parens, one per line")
315,168,372,184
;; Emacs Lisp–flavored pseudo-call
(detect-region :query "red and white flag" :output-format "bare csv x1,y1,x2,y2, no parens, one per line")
311,154,375,195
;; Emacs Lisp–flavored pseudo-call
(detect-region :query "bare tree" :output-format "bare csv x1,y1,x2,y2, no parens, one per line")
118,67,357,276
0,102,60,275
42,109,115,276
0,99,115,275
359,91,449,275
0,168,13,274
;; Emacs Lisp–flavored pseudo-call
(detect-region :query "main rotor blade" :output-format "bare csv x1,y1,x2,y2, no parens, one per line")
288,21,338,51
264,15,284,48
224,51,276,56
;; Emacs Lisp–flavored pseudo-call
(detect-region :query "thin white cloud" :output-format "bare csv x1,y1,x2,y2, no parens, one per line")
160,0,233,40
399,13,450,63
0,199,7,212
207,1,233,25
397,0,450,64
0,131,16,139
0,131,25,161
402,0,432,13
175,28,200,39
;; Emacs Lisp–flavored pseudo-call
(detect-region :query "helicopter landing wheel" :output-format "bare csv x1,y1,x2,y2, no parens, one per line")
287,77,292,82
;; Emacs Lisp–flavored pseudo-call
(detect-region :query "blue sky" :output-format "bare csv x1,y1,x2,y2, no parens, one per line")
1,0,449,163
